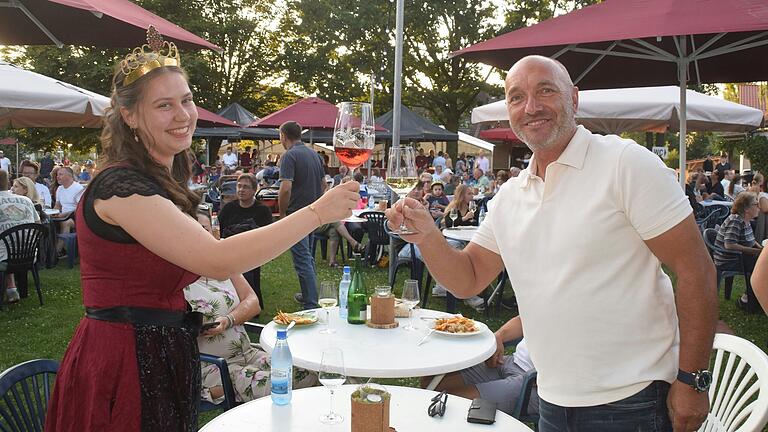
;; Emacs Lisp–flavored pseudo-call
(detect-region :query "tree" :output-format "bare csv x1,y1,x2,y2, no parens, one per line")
2,0,285,152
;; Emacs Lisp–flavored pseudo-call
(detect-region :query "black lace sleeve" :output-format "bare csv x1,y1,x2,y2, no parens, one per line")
83,167,168,243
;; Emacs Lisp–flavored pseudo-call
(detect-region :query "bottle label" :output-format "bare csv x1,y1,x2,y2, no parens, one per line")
271,370,290,395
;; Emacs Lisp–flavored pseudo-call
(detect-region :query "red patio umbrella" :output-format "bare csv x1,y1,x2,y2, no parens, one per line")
479,128,521,143
196,107,238,128
451,0,768,184
249,97,387,131
0,0,221,51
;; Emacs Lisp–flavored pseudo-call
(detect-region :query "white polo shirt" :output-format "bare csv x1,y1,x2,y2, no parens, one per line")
472,126,691,407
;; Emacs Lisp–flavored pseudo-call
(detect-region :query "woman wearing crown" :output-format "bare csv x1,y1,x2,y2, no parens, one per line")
45,27,360,432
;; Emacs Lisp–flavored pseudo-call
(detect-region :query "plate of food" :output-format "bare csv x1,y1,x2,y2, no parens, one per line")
273,310,318,326
429,316,487,337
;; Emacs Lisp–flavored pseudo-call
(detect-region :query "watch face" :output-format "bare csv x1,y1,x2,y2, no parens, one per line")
695,370,713,391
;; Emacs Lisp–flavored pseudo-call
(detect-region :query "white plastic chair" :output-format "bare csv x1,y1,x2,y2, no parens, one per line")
699,333,768,432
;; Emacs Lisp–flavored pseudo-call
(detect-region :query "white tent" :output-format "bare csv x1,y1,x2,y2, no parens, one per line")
471,86,764,134
458,131,494,154
0,62,109,128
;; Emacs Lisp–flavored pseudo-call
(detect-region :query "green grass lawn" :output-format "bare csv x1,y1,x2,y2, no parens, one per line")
1,249,767,427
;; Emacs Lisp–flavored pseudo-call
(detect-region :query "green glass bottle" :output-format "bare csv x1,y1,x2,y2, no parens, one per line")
347,257,367,324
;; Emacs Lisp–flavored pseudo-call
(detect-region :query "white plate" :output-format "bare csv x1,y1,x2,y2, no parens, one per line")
342,216,367,223
272,311,319,327
429,319,488,337
447,226,477,231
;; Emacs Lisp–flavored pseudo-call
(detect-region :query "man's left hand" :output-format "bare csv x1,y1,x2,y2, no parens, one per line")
667,380,710,431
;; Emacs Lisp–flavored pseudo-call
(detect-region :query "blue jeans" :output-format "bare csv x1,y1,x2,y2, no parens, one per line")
290,233,319,309
539,381,672,432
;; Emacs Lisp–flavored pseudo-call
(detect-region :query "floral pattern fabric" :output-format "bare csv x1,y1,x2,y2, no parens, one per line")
184,278,316,404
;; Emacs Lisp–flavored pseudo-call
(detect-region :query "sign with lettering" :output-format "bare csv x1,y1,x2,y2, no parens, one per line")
652,146,669,159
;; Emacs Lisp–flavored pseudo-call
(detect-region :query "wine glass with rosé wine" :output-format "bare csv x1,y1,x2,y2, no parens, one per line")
333,102,375,175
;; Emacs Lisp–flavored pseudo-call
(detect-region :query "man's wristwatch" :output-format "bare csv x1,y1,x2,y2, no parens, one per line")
677,369,713,392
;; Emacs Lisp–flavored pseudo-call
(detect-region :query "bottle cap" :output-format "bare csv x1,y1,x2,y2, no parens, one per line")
343,266,351,274
276,329,288,340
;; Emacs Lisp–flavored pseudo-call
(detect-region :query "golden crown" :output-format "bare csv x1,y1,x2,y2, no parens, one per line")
120,25,181,87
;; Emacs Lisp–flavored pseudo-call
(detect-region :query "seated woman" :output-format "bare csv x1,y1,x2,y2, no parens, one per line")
12,176,45,220
714,192,764,312
186,210,317,404
441,184,477,229
0,171,39,303
421,316,538,417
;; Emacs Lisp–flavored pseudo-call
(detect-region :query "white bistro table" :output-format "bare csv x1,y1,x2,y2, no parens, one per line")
199,385,534,432
700,200,733,207
260,308,496,390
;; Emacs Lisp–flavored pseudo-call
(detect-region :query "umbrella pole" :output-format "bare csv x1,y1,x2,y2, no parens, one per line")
678,36,688,188
391,0,405,146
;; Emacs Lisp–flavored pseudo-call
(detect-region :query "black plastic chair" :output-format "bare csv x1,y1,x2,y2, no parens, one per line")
198,322,265,413
0,224,47,307
702,228,753,300
0,358,59,432
513,371,539,426
359,211,388,266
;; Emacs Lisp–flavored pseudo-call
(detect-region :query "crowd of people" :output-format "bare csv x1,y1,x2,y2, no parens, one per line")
4,25,766,432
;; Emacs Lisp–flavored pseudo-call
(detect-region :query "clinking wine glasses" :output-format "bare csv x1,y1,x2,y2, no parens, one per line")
385,145,419,234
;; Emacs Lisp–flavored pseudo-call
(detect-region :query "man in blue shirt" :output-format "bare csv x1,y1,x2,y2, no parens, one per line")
278,121,326,309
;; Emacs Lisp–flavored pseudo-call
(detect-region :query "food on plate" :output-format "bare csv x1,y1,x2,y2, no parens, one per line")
273,310,316,325
434,316,478,333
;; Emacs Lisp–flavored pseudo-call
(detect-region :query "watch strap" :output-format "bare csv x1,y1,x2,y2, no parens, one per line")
677,369,696,386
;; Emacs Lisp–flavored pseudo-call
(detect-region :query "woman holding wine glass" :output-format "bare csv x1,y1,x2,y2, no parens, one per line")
441,184,477,229
385,145,420,234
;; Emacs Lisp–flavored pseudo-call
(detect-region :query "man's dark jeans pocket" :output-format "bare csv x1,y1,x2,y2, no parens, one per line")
539,381,672,432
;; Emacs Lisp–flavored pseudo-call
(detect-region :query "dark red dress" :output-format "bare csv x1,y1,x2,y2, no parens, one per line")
45,167,201,432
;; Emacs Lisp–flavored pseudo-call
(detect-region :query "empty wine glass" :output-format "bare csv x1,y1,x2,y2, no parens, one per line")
318,281,338,334
334,102,375,173
319,348,347,424
385,145,419,234
401,279,420,331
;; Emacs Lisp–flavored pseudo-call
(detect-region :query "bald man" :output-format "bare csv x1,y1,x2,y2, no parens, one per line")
387,56,716,431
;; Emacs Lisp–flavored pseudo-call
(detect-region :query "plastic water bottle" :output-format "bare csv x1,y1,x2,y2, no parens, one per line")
338,266,352,320
478,208,486,225
270,329,293,405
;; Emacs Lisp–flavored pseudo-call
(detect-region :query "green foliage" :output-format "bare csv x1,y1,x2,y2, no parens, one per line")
743,134,768,175
665,147,679,169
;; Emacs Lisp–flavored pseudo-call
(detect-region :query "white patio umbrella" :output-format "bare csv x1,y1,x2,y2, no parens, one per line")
0,61,110,129
472,86,764,134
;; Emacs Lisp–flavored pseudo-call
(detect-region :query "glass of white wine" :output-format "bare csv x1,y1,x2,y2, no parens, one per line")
319,348,347,424
401,279,420,331
449,208,458,229
385,145,419,235
318,281,338,334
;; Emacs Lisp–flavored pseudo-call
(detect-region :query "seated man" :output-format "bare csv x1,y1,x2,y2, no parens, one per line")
53,167,84,257
19,160,52,208
0,170,40,303
421,316,538,417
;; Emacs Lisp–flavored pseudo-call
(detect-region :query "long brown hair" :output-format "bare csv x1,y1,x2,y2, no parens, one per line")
99,63,199,216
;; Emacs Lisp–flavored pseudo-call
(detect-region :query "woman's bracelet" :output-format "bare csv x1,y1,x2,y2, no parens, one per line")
307,203,322,225
225,314,235,329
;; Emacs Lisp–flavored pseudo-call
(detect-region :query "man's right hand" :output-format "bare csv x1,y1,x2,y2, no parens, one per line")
485,333,505,368
384,197,439,243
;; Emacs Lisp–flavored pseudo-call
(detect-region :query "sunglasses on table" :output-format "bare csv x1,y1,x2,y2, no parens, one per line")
428,391,448,417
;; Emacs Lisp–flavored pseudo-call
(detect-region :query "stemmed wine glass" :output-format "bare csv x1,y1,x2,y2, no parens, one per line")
385,145,419,234
318,281,338,334
401,279,420,331
449,208,458,229
334,102,375,174
319,348,347,424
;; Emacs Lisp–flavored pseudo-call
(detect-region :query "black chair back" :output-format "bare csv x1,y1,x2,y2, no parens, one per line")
359,212,388,245
0,359,59,432
0,224,46,271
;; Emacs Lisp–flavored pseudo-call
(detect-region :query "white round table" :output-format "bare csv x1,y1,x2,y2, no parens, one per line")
442,226,479,243
199,385,534,432
43,208,60,216
260,308,496,385
700,200,733,207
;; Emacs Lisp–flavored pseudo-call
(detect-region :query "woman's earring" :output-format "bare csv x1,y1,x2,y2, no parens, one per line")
131,128,139,143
